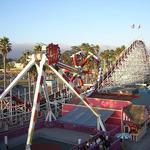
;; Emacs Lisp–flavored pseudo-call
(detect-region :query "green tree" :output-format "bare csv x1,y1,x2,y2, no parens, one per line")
99,45,126,71
62,43,100,70
18,51,31,67
61,50,72,65
71,46,81,53
0,37,12,89
109,49,116,64
80,43,100,55
114,45,126,58
7,58,15,70
100,49,110,71
33,44,42,53
79,43,100,70
0,55,3,68
29,65,37,81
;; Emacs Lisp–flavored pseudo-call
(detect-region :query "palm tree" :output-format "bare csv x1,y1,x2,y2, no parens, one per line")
114,45,126,58
61,50,72,65
18,51,31,67
17,50,35,106
32,44,42,85
0,37,12,90
109,49,116,65
100,50,110,72
33,44,42,53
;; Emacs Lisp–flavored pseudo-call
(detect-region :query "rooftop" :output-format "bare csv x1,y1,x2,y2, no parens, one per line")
124,104,147,125
132,89,150,110
59,106,114,127
89,91,139,101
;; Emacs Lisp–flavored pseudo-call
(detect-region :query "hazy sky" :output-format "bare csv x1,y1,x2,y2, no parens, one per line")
0,0,149,46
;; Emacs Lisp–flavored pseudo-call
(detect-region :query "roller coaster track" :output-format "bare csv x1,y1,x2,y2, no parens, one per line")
0,40,149,149
94,40,150,92
1,40,149,122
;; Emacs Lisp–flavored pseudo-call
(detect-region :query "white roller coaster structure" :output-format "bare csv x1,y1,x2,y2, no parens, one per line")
93,40,150,92
0,40,149,149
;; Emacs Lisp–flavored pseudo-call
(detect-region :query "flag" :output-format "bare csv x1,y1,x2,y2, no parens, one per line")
138,24,141,29
131,24,135,29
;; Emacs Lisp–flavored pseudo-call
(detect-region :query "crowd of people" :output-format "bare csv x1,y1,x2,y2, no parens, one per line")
75,134,111,150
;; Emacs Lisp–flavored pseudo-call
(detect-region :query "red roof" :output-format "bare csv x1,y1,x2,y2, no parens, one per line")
89,91,139,101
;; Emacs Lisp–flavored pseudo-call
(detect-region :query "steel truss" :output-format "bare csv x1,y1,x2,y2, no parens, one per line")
93,40,150,92
0,44,106,150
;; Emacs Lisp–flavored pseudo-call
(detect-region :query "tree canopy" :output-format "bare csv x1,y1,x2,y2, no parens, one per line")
0,37,12,55
0,36,12,89
33,44,42,53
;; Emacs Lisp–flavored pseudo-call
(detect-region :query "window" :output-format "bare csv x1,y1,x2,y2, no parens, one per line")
125,126,129,133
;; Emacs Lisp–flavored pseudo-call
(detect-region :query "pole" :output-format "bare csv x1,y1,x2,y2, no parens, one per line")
4,136,8,150
26,54,46,149
28,72,32,107
42,73,56,121
10,78,13,122
48,65,106,131
0,56,35,100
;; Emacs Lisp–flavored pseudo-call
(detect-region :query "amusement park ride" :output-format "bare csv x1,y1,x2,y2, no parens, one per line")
95,40,150,92
0,43,105,149
0,40,150,149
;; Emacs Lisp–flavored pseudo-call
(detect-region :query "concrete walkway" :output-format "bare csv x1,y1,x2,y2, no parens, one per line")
0,128,92,150
38,128,91,145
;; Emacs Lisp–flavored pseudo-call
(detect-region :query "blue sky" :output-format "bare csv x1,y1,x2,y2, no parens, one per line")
0,0,150,46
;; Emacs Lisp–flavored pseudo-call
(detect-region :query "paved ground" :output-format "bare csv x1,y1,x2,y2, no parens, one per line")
10,138,73,150
123,125,150,150
6,128,92,150
38,128,92,145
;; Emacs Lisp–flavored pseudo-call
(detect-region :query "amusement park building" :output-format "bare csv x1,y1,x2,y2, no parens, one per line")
123,104,149,141
62,91,150,141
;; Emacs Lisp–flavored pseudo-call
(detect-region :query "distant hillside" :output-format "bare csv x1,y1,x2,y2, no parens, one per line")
8,43,34,59
8,43,71,59
8,42,121,59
